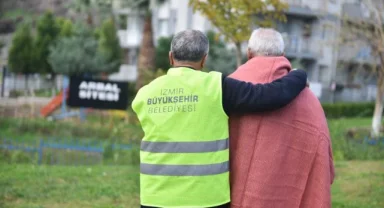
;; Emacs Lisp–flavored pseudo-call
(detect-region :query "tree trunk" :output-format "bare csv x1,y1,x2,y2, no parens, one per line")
235,42,243,67
136,12,156,91
371,68,384,138
86,13,93,26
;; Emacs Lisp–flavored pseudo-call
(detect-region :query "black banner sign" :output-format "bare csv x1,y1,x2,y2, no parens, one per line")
68,77,128,110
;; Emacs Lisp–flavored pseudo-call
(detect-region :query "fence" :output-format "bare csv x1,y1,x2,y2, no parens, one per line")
0,138,133,165
0,69,63,97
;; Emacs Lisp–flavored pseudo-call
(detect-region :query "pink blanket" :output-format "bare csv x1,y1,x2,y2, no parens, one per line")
229,56,335,208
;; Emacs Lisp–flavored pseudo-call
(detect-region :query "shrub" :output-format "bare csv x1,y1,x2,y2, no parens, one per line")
34,89,52,97
329,118,384,161
9,90,23,98
0,149,36,164
322,102,374,118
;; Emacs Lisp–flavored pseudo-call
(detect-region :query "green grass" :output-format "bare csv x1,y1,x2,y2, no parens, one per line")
0,117,383,207
332,161,384,208
0,164,140,208
0,117,143,144
34,89,53,98
328,117,371,144
2,117,382,160
328,118,384,160
0,161,382,208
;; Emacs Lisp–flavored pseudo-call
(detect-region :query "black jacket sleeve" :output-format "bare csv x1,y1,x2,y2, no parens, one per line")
222,69,307,115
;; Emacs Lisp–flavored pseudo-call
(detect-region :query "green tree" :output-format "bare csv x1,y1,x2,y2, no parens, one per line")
205,31,236,75
67,0,114,26
48,23,117,76
155,36,172,71
190,0,288,67
35,11,61,74
122,0,165,90
291,59,304,70
8,24,35,74
57,18,74,37
8,23,36,93
68,0,94,25
136,12,155,90
98,18,123,74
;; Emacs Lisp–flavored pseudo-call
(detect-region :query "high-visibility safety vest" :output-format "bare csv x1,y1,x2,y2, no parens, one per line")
132,67,229,208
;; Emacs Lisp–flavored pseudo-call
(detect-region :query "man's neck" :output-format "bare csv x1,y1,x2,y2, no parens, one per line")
173,62,201,70
174,65,196,70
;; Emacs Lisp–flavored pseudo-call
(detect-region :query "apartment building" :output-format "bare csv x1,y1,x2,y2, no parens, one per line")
278,0,342,101
112,0,382,102
110,0,213,82
335,0,383,102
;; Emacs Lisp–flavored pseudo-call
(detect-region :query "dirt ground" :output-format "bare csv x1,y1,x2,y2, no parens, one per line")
0,97,122,119
0,97,50,118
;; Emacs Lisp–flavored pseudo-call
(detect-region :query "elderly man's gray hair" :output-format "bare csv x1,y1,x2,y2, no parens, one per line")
171,30,209,62
248,28,285,56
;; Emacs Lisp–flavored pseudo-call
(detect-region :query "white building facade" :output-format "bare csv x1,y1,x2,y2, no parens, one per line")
110,0,212,82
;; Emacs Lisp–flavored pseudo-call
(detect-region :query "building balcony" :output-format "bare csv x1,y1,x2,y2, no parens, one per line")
109,64,137,82
282,0,321,19
284,35,321,60
118,30,141,48
338,45,378,64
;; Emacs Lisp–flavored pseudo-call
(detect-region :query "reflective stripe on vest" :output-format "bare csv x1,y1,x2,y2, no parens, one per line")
141,138,228,153
141,161,229,176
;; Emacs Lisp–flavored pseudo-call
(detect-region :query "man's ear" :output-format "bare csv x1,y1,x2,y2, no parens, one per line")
201,54,208,67
169,52,174,66
247,48,253,60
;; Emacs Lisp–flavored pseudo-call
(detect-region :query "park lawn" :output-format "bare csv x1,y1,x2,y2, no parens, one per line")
0,161,383,208
2,117,381,162
0,164,140,208
0,117,374,144
328,117,372,139
332,161,384,208
0,117,143,144
1,117,383,207
327,118,384,160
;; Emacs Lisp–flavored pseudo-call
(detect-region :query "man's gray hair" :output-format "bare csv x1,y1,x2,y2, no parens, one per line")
171,29,209,62
248,28,285,56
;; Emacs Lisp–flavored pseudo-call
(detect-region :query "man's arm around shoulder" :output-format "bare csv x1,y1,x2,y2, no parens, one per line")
222,69,307,114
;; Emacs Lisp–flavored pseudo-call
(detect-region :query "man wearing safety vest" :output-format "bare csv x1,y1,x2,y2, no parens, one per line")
132,30,307,208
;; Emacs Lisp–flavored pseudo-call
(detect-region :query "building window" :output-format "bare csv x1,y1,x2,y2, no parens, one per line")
277,21,289,33
122,49,129,65
127,48,138,66
158,19,169,37
319,65,328,83
118,14,127,29
322,25,333,40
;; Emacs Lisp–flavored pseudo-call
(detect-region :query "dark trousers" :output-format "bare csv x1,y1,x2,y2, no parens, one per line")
141,203,230,208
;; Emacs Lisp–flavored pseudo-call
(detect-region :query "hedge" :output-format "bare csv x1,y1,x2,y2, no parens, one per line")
322,102,375,118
